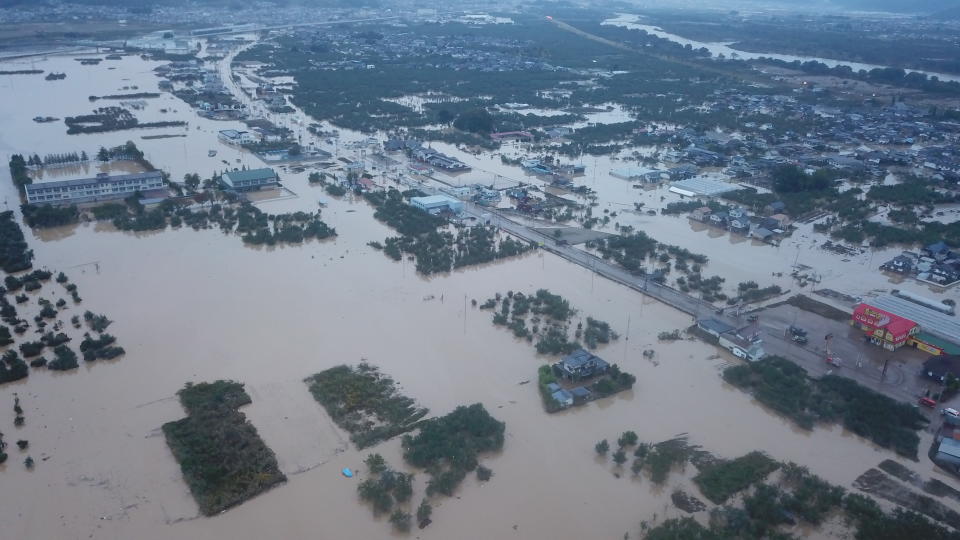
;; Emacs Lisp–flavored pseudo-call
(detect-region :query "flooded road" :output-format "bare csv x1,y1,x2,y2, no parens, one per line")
0,46,956,540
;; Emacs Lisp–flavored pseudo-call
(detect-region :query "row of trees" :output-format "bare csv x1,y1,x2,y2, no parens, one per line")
25,152,89,167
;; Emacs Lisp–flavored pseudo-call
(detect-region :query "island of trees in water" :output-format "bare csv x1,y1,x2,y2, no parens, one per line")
723,356,928,459
481,289,618,353
364,188,532,275
303,362,504,528
352,403,504,532
64,106,186,135
0,211,125,385
593,431,959,539
21,194,336,248
304,363,428,449
162,381,286,516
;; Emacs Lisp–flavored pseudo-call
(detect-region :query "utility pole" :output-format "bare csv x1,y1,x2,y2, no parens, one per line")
624,313,631,363
881,349,891,382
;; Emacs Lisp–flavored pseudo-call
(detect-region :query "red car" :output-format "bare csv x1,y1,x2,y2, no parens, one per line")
918,397,937,408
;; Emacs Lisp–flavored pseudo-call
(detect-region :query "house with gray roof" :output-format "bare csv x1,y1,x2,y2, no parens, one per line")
553,349,610,381
935,437,960,471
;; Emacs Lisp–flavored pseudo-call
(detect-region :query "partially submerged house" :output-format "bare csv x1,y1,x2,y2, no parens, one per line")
553,349,610,381
698,318,765,361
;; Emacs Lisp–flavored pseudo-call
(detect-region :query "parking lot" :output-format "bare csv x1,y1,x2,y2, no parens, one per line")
751,303,940,405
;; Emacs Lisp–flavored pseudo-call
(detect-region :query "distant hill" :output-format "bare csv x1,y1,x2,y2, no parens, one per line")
0,0,383,7
933,4,960,18
787,0,958,14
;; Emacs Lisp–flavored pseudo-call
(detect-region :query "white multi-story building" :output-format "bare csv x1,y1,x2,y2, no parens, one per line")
218,129,260,145
25,171,165,205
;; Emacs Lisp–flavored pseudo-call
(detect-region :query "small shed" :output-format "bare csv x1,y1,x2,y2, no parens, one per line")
570,386,593,403
935,437,960,471
551,389,574,408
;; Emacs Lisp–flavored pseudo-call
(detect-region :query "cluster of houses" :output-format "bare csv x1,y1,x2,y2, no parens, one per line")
688,203,791,243
521,158,585,187
610,164,697,184
161,63,248,120
697,319,766,361
412,146,469,171
696,90,960,185
384,138,470,171
546,349,610,409
880,242,960,287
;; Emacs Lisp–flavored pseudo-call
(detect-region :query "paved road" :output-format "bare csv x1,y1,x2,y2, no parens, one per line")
454,195,920,402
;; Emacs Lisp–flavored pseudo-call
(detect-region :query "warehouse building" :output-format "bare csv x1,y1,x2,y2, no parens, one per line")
409,194,464,215
668,177,740,197
25,171,166,205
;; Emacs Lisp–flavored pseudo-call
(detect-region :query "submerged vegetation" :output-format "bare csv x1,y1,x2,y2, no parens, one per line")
305,363,428,449
482,289,617,353
0,211,33,273
402,403,504,497
366,189,531,275
723,356,927,459
101,197,337,247
693,451,780,504
162,381,286,516
357,453,415,530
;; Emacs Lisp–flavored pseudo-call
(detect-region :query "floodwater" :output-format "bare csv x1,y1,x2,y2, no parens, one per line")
0,45,958,540
601,14,960,84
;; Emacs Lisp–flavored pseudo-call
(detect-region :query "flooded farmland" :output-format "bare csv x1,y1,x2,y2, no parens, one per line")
0,47,957,540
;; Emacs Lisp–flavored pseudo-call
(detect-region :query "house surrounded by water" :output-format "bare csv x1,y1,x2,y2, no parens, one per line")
553,349,610,381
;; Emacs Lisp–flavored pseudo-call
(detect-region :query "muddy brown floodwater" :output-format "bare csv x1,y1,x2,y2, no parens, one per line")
0,49,957,540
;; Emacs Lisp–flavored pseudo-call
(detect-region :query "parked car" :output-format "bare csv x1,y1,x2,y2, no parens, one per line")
943,407,960,417
792,335,808,345
918,397,937,408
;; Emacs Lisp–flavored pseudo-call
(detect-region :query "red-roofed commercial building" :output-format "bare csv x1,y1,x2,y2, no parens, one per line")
851,303,919,351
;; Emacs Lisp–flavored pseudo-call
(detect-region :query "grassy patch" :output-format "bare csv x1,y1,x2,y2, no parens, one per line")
305,363,428,449
162,381,286,516
694,451,780,504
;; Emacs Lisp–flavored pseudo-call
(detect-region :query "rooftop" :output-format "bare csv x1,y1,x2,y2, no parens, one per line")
25,170,161,192
669,177,739,197
869,295,960,345
938,437,960,460
698,318,735,335
410,194,460,206
222,168,277,183
560,349,609,370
